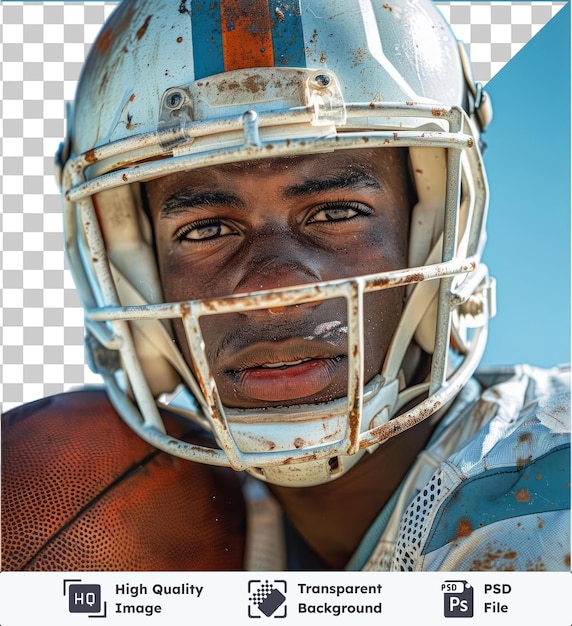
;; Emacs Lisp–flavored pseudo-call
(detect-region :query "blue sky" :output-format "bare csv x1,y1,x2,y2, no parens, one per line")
480,2,570,368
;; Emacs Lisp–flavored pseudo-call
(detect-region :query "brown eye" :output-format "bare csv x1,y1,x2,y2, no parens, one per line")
308,202,371,223
175,219,236,242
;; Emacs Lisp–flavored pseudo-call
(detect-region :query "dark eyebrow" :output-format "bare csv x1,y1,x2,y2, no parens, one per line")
158,167,383,217
282,169,383,198
160,190,246,217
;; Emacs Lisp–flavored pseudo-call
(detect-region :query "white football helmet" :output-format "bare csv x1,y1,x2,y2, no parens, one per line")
56,0,495,486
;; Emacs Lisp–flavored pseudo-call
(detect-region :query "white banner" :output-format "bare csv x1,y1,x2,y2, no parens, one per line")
0,570,570,624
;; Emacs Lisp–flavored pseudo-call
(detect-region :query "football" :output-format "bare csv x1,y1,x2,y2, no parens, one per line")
1,389,246,571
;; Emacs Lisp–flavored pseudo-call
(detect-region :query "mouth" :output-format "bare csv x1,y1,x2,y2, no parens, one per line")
220,340,347,404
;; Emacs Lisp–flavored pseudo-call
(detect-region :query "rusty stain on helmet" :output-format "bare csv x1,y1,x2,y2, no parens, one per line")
96,29,114,55
217,74,267,94
352,48,368,67
136,15,152,41
283,452,318,465
243,75,268,94
85,148,97,165
179,303,191,319
362,397,443,448
431,107,448,117
209,405,227,429
239,432,277,451
94,3,136,55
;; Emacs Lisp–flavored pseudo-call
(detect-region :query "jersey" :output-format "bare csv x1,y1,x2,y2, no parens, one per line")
245,364,570,571
351,364,570,571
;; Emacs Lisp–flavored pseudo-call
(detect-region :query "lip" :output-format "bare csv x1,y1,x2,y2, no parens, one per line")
220,339,347,404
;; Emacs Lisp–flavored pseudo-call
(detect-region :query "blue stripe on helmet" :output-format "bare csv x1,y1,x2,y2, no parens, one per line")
191,0,224,79
270,0,306,68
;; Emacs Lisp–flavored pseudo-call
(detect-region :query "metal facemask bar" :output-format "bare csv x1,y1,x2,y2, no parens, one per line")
84,259,477,470
62,101,487,472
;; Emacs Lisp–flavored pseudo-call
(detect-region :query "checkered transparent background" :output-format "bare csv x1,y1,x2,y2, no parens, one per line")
0,1,567,411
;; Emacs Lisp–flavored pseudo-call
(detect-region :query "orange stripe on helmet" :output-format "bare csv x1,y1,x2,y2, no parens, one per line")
220,0,274,71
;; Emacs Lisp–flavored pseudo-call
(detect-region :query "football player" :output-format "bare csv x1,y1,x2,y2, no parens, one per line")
3,0,569,571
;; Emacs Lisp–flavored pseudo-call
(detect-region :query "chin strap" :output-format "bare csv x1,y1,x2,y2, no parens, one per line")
238,376,400,487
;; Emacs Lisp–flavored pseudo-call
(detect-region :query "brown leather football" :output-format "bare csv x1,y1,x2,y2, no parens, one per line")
1,389,246,571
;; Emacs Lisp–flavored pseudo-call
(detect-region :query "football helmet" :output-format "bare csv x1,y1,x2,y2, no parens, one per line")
56,0,495,486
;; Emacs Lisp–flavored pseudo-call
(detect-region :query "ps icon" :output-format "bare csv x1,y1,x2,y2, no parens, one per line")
442,580,473,618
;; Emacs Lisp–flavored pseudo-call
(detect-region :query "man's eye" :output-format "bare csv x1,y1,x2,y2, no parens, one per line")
308,202,370,223
175,219,235,242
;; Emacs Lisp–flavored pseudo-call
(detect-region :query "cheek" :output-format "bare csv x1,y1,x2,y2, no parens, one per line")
159,254,191,302
340,230,408,279
347,205,410,277
380,210,410,270
157,246,223,303
363,287,405,376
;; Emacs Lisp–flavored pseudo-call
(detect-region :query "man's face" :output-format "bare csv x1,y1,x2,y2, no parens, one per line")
146,148,411,409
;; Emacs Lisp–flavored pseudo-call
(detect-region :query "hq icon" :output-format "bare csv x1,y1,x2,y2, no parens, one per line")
63,579,107,618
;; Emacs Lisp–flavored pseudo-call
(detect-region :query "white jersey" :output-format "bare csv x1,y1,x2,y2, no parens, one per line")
350,364,570,571
245,364,570,571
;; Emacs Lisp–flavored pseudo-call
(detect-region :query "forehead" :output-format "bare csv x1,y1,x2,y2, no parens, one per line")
146,148,409,205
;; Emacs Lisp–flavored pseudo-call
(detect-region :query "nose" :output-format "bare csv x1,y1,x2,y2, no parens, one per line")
238,258,319,291
238,256,325,306
232,234,324,312
241,259,325,313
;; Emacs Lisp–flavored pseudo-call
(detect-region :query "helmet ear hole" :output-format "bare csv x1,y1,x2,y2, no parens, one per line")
328,456,340,473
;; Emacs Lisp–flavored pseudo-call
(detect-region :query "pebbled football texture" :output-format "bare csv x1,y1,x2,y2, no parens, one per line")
1,389,246,571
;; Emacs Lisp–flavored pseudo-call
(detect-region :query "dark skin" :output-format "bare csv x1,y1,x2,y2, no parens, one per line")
146,148,434,568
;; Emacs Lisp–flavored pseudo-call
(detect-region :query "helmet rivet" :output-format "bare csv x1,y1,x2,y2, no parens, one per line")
166,91,183,109
312,73,331,88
